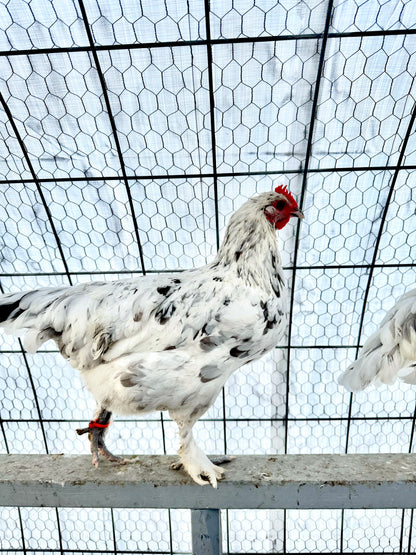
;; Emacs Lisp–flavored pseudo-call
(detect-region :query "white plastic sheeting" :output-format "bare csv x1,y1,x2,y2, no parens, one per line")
0,0,416,552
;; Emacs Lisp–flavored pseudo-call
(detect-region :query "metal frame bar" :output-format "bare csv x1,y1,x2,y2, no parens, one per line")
1,27,416,58
204,0,220,251
0,164,415,186
0,261,415,278
284,0,334,452
77,0,146,277
0,414,414,424
0,92,73,285
191,509,222,555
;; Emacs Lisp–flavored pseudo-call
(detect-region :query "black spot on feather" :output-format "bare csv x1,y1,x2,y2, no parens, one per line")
260,301,269,322
199,336,222,351
164,345,176,350
235,251,242,262
155,303,176,325
190,404,209,417
39,327,61,343
213,276,222,282
157,286,171,297
267,317,277,329
199,365,221,383
230,346,250,358
0,298,26,323
223,298,231,306
263,316,278,335
133,311,143,322
121,367,145,387
172,278,181,284
387,346,399,365
120,374,138,387
180,392,195,406
201,322,210,336
272,282,281,298
93,329,113,357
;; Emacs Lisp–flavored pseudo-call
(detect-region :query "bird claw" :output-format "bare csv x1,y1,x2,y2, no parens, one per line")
171,455,229,488
97,442,126,464
76,423,124,468
194,464,225,488
171,454,234,472
170,467,223,488
170,460,183,471
75,426,90,436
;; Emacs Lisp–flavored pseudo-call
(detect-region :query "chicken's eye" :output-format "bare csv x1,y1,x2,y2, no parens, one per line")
275,200,286,211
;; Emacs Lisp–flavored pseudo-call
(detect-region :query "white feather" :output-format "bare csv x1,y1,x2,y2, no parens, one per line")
339,289,416,391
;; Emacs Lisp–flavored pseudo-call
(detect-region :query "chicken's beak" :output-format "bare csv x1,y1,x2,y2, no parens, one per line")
291,208,304,220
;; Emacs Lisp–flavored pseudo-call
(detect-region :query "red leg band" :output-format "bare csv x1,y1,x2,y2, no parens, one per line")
89,419,110,430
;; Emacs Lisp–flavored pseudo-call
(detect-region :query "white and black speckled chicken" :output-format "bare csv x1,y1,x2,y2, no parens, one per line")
0,186,303,487
339,289,416,392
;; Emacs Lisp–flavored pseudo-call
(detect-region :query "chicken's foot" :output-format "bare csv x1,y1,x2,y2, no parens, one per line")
170,455,235,473
76,408,126,467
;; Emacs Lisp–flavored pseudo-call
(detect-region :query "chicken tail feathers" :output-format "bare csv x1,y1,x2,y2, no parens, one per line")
0,294,27,323
338,344,383,392
339,326,416,392
0,287,67,352
400,363,416,384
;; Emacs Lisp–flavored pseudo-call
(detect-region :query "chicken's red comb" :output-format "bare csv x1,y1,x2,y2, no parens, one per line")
275,185,298,207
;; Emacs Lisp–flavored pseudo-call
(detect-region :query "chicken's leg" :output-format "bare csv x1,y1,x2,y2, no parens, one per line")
169,410,230,488
76,408,125,467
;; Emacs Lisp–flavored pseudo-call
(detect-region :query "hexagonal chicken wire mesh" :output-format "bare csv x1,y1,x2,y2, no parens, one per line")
0,0,416,553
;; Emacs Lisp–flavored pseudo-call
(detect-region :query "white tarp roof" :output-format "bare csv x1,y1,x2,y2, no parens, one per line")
0,0,416,552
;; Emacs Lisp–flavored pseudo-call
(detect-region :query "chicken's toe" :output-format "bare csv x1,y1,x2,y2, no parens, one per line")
182,457,226,488
170,460,183,471
213,464,226,479
97,441,127,464
171,455,233,472
197,465,226,488
210,455,235,466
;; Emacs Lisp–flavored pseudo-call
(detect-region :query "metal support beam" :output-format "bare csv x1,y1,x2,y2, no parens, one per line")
191,509,222,555
0,454,415,509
